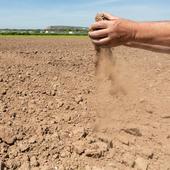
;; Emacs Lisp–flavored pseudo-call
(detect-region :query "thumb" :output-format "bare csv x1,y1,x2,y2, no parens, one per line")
102,12,119,20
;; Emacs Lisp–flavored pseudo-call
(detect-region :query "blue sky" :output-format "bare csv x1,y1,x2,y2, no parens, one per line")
0,0,170,29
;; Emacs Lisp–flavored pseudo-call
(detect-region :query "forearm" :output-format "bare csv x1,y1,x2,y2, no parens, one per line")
89,12,170,48
134,21,170,46
125,42,170,54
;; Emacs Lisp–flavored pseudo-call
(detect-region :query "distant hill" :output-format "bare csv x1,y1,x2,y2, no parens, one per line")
46,26,88,31
0,26,88,35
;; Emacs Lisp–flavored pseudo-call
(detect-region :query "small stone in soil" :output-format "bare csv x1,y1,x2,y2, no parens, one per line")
18,162,30,170
122,128,142,137
73,141,86,155
19,143,30,152
73,127,88,139
30,156,39,167
75,95,83,104
85,149,102,158
135,157,148,170
0,126,17,145
0,160,6,170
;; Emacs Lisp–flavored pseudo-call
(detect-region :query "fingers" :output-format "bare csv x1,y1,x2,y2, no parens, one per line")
91,37,111,46
89,13,119,47
89,29,108,39
89,21,108,31
89,20,112,46
102,12,119,20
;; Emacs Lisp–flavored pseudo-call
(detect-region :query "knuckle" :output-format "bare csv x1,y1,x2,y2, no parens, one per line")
88,32,92,38
100,21,108,27
107,27,112,33
88,26,92,31
88,30,93,35
107,36,112,41
103,40,109,45
89,32,97,38
95,32,101,37
92,40,98,44
96,40,103,46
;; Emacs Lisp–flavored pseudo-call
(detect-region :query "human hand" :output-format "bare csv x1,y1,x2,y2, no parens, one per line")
89,13,138,47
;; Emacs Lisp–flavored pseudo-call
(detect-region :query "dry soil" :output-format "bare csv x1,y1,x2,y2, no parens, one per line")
0,37,170,170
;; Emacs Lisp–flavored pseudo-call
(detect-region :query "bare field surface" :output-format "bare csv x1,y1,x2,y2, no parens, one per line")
0,38,170,170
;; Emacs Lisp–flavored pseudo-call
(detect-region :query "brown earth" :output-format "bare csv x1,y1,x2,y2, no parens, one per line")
0,37,170,170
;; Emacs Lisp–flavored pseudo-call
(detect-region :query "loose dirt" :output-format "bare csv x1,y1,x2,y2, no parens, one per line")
0,37,170,170
94,14,125,132
94,13,117,93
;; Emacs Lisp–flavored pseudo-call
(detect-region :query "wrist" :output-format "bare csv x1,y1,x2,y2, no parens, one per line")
129,21,140,42
116,19,139,44
133,22,154,43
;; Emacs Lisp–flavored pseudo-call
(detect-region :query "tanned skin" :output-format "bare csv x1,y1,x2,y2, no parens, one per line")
89,13,170,54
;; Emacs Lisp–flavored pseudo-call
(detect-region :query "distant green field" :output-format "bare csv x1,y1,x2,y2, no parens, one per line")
0,34,88,38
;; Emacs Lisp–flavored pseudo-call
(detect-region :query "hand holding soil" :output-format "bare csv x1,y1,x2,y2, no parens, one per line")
92,13,117,93
89,12,170,53
89,12,137,47
92,13,124,97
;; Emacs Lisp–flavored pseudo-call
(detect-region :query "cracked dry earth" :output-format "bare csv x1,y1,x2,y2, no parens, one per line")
0,37,170,170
